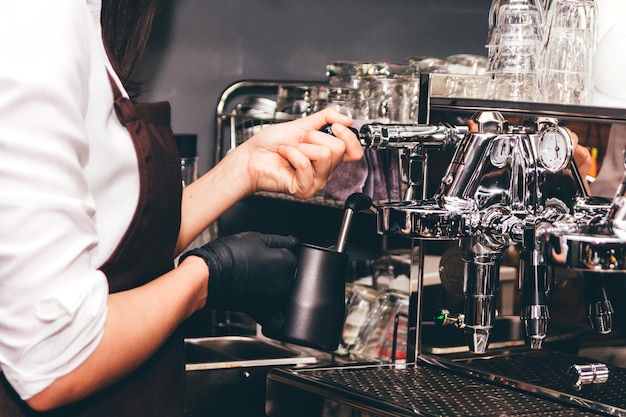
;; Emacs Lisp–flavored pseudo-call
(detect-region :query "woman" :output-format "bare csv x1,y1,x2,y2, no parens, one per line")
0,1,362,416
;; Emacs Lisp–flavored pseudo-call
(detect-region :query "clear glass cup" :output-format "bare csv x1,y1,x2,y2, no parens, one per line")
362,77,416,123
541,32,593,103
350,289,410,363
488,42,541,101
490,71,540,101
274,85,320,120
445,54,490,98
356,62,419,123
313,87,357,118
487,0,545,98
337,284,380,355
545,0,597,33
326,61,362,89
488,0,546,47
541,0,597,104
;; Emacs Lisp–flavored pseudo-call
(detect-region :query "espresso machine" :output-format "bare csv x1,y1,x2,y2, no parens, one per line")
360,110,624,357
266,110,626,417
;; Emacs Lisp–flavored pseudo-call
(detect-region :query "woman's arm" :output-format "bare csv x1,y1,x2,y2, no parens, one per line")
175,108,363,254
26,257,209,411
30,107,364,409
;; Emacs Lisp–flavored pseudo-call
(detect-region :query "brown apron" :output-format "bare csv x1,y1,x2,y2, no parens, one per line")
0,76,184,416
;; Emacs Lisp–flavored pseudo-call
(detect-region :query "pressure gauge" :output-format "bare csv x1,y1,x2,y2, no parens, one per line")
537,126,573,172
490,136,512,167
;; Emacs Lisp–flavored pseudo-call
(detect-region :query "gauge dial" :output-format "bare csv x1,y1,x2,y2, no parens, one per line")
538,126,573,172
490,136,512,167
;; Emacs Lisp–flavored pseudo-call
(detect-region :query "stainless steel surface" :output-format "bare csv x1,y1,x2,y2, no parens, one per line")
335,193,373,253
424,72,626,123
421,316,587,355
358,123,464,149
561,232,626,271
212,79,626,416
184,336,318,370
365,111,626,353
569,363,610,391
423,349,626,416
584,272,615,334
266,362,606,416
462,243,502,353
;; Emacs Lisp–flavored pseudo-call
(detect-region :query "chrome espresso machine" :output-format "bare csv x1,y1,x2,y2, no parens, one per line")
265,110,626,417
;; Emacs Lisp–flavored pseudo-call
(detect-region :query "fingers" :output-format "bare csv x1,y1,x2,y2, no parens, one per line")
276,144,319,198
294,108,364,163
566,128,592,178
300,123,363,169
326,123,364,162
243,108,364,198
574,144,593,178
292,107,353,129
468,120,479,133
262,234,299,250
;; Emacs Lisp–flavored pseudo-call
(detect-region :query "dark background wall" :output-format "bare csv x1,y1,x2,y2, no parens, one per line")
136,0,493,269
138,0,492,173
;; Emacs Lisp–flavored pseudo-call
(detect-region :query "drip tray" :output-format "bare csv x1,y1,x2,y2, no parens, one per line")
266,363,606,416
427,349,626,416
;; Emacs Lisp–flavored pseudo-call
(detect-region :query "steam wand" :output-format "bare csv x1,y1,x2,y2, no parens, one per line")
335,193,375,253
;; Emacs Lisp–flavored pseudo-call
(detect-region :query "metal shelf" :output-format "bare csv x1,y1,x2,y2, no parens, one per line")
429,96,626,124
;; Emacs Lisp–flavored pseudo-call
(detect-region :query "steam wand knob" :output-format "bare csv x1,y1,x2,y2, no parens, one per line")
433,309,466,329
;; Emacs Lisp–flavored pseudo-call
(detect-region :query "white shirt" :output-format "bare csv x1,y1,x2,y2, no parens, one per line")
0,0,139,400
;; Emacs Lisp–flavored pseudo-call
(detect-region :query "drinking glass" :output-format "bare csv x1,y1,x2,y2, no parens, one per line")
488,44,541,101
488,0,546,52
358,62,418,123
541,0,597,104
313,87,357,118
542,32,593,103
274,85,316,120
487,0,544,102
545,0,596,33
326,61,362,89
445,54,490,98
350,289,410,363
337,284,380,355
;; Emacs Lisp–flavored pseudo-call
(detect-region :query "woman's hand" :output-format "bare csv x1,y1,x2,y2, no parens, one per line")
569,129,593,179
236,108,364,199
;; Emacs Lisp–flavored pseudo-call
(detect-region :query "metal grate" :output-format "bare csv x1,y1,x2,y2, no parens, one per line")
447,350,626,414
295,364,605,416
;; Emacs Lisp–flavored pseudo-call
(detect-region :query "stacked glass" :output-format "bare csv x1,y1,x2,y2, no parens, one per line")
487,0,597,104
486,0,546,101
325,61,419,123
444,54,490,98
541,0,597,104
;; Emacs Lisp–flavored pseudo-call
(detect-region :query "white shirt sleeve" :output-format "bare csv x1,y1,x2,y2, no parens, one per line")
0,1,116,399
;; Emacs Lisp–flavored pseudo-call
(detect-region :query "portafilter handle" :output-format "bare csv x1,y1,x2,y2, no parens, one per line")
319,122,465,150
358,123,466,150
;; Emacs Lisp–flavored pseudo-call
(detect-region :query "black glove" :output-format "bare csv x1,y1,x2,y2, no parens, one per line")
180,231,298,332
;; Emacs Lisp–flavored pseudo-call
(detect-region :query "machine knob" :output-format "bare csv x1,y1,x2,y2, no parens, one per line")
568,363,609,391
468,111,507,134
433,309,465,328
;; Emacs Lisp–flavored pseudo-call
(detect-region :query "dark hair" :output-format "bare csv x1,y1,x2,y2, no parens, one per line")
100,0,162,100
